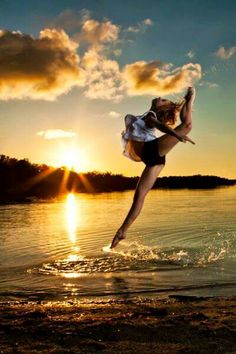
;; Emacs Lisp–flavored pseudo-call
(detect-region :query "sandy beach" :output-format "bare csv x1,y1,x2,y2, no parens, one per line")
0,295,235,353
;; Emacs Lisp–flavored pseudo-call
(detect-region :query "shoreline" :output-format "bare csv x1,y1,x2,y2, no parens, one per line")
1,295,235,353
0,184,235,205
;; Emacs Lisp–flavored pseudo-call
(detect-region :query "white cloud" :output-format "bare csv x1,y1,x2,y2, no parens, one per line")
143,18,153,26
198,81,219,88
186,50,195,59
109,111,121,118
126,26,140,33
81,54,125,101
124,18,153,34
215,46,236,60
37,129,77,139
113,48,122,56
210,64,218,73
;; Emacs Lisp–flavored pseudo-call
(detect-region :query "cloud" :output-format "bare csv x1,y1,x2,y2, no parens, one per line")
51,9,121,53
73,18,120,50
93,111,121,119
0,23,122,102
81,48,100,68
77,16,123,101
215,46,236,60
37,129,77,139
82,56,124,101
124,18,153,34
209,64,218,73
49,8,83,31
122,60,202,96
143,19,153,26
0,28,85,101
51,8,80,30
109,111,121,118
113,48,122,56
64,13,123,101
186,50,195,59
0,16,202,102
50,8,90,31
198,81,219,88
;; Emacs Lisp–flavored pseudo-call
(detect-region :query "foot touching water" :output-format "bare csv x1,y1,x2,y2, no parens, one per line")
110,229,126,249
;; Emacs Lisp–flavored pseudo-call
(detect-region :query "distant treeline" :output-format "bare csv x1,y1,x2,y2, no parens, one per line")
0,154,235,202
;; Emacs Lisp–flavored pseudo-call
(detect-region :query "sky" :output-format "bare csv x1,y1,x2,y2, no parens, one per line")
0,0,235,178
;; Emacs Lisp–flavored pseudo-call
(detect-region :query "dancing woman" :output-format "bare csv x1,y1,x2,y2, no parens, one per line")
110,86,196,249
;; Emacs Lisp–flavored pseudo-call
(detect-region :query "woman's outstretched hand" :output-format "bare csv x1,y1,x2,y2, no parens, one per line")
176,133,195,144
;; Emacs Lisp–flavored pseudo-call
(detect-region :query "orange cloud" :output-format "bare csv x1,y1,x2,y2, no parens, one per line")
79,19,120,46
0,28,85,101
71,17,120,56
122,60,202,96
81,48,100,68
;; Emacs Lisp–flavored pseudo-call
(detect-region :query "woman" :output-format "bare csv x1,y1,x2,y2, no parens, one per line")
110,86,196,249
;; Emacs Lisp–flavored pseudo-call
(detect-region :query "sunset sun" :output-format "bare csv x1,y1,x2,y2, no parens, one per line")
57,147,87,172
62,149,79,170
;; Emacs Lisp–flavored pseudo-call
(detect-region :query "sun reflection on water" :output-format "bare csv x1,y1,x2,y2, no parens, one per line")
64,193,82,279
66,193,79,244
62,272,82,279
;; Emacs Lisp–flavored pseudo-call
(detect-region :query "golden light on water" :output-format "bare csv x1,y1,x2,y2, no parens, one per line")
66,193,79,244
62,272,82,278
67,254,80,261
102,245,113,253
62,193,83,279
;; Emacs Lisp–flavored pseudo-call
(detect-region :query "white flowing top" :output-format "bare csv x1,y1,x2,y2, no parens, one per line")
121,110,158,162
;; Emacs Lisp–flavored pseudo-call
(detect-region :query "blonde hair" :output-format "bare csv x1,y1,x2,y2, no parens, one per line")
151,97,186,126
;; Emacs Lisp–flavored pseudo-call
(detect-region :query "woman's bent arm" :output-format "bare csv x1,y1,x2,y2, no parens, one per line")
146,115,179,138
145,115,195,144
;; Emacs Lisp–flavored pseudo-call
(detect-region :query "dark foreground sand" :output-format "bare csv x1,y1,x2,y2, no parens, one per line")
0,295,235,354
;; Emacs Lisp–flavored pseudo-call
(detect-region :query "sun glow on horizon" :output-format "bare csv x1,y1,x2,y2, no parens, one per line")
61,148,81,172
53,145,89,173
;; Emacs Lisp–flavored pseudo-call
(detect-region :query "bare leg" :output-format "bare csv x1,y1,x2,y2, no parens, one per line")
110,164,164,248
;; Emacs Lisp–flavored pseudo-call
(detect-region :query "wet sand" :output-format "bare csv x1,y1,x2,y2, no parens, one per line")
0,295,235,353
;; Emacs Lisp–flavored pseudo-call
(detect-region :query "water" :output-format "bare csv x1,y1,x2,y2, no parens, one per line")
0,187,235,302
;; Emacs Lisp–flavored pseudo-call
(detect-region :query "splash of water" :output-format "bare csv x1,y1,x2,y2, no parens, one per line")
30,249,224,277
28,231,234,276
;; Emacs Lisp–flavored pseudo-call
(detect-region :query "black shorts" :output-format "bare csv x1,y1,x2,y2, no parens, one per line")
140,138,166,167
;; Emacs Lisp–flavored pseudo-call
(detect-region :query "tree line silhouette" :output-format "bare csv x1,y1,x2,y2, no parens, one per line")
0,154,235,203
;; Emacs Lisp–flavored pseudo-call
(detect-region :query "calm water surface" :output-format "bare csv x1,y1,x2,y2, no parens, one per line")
0,187,235,301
